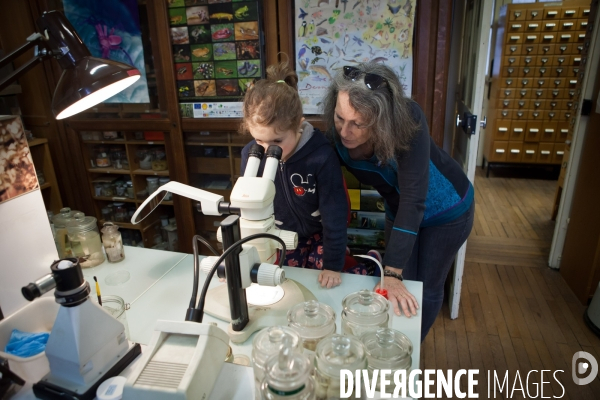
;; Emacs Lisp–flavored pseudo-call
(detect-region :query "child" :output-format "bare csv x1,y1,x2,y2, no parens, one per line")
240,61,363,288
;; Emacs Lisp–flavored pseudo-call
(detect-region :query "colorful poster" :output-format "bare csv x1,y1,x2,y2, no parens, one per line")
294,0,416,114
167,0,264,103
63,0,150,103
0,117,38,204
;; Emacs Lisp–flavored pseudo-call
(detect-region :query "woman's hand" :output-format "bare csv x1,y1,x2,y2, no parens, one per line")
318,270,342,288
375,268,419,317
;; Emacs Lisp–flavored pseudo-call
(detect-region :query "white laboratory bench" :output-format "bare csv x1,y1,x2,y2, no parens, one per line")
13,246,422,399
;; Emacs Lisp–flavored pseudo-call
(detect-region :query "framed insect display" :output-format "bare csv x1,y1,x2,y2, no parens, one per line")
293,0,416,114
168,0,265,103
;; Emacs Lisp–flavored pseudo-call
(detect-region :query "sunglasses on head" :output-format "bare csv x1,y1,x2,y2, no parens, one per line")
343,66,388,91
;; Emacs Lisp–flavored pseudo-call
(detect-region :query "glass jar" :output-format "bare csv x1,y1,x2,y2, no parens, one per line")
110,146,123,169
115,182,126,197
101,207,113,222
314,335,366,400
146,176,159,194
137,148,152,170
253,326,302,399
36,170,46,185
94,183,103,197
103,131,119,140
113,202,128,222
360,328,413,393
101,182,114,197
151,147,168,171
287,300,336,355
341,290,389,337
95,146,111,168
66,213,105,267
159,177,171,200
260,341,314,400
101,222,125,263
126,181,134,198
51,207,82,258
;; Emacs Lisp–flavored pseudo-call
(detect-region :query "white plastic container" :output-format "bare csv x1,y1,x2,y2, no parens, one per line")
0,297,59,382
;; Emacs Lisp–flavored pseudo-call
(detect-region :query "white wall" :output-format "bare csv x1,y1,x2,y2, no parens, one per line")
0,189,57,317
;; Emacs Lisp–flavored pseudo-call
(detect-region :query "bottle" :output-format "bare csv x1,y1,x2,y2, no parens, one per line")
341,289,389,337
287,300,336,356
51,207,82,258
260,339,314,400
101,222,125,263
126,181,134,198
66,213,105,267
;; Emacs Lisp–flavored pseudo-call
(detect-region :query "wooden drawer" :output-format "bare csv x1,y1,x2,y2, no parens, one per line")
532,89,546,99
523,143,538,163
499,88,516,99
494,120,511,141
539,44,555,55
497,109,513,120
551,67,566,77
551,78,567,89
525,122,542,142
524,33,540,44
555,43,573,55
561,8,578,19
537,142,554,164
548,89,563,100
578,19,589,31
556,55,571,66
532,99,546,110
562,100,576,110
543,8,561,19
557,33,575,43
490,141,508,162
525,22,541,32
521,67,533,77
545,110,559,121
522,44,538,55
558,110,573,123
506,33,524,44
519,78,533,88
527,110,544,121
513,110,528,121
540,123,557,142
507,142,524,162
578,7,591,19
557,123,570,142
552,143,565,164
515,99,530,109
541,33,557,44
510,9,526,21
575,44,585,54
560,20,577,31
522,55,536,66
505,56,521,66
534,78,549,88
571,55,583,66
508,22,525,33
547,100,560,110
568,67,581,77
502,67,519,77
535,67,549,77
566,89,577,100
537,55,553,66
505,44,522,55
511,122,527,141
542,21,559,32
575,32,587,43
517,89,533,99
527,9,542,21
566,79,578,89
503,78,517,87
500,99,514,109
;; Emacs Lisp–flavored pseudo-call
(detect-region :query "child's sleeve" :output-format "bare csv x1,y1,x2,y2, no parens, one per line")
317,151,348,272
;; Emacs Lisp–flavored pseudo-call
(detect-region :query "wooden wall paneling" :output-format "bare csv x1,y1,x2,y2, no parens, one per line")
263,0,280,67
432,0,454,148
276,0,294,62
147,0,194,253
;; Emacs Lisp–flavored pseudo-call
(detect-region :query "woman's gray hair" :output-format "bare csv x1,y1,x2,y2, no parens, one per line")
322,62,419,162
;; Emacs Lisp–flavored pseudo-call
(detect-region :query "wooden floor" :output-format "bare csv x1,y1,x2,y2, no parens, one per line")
421,169,600,399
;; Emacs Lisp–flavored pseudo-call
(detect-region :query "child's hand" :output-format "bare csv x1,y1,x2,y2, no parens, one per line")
318,270,342,288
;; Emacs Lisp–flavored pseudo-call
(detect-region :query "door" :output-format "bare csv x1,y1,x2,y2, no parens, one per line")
448,0,493,319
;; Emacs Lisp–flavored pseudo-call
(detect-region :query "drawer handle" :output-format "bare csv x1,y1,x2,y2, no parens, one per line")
510,36,520,41
565,140,572,145
510,46,517,52
505,90,511,96
534,102,541,108
543,35,554,40
550,102,557,107
541,150,551,155
496,149,505,154
508,68,514,74
581,22,588,28
522,79,529,86
545,129,554,133
552,91,559,97
559,46,567,53
514,12,522,18
498,127,508,132
556,68,563,74
545,23,556,28
519,101,525,107
542,46,550,53
527,35,537,40
531,11,538,17
517,112,524,117
539,68,546,74
510,149,520,154
563,23,573,28
573,68,579,74
566,102,573,108
565,10,576,15
554,80,561,85
509,58,516,63
556,151,564,155
547,11,558,16
507,80,513,85
526,150,536,154
584,9,590,16
549,112,556,118
535,91,543,97
514,128,523,133
524,68,531,74
579,34,586,39
569,91,575,97
565,113,571,118
537,80,545,86
541,58,549,63
578,46,584,52
533,112,540,117
529,128,539,133
502,111,509,117
561,35,571,39
504,100,510,106
561,129,568,133
569,80,577,84
524,58,532,64
528,24,538,29
512,24,522,29
526,46,534,53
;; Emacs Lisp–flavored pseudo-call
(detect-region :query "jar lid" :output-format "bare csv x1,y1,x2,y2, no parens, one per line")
360,328,413,370
315,334,366,377
52,207,83,228
102,221,120,233
287,300,336,340
342,289,389,324
113,202,125,206
159,177,170,183
252,326,301,369
264,341,312,395
66,215,98,234
146,176,159,182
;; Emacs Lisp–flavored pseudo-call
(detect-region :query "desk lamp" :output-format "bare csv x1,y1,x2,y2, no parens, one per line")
0,11,140,119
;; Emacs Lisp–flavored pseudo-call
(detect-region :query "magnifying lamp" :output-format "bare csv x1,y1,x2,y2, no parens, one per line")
0,10,140,119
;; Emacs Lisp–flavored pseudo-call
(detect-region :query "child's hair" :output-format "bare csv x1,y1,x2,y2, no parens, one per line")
239,60,303,135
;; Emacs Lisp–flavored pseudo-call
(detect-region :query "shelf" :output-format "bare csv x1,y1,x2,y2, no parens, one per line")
127,140,166,145
185,141,232,146
133,169,169,176
40,182,51,190
88,168,132,174
82,139,127,144
93,196,137,203
28,138,48,147
99,220,140,230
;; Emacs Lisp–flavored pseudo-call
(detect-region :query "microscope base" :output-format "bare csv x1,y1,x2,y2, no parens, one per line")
204,279,316,343
32,343,141,400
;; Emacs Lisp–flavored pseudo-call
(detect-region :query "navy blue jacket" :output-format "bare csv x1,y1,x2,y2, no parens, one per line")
336,102,474,271
241,126,348,272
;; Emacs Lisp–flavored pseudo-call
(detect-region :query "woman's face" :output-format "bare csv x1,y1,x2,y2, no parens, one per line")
334,91,371,150
247,118,302,161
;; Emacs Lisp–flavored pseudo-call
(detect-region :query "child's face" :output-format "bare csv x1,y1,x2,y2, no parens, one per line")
248,120,302,161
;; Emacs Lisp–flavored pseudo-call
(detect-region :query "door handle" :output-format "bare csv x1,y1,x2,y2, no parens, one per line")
480,117,487,128
456,114,463,127
456,112,478,135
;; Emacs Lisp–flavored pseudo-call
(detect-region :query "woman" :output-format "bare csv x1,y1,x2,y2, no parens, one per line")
322,62,475,341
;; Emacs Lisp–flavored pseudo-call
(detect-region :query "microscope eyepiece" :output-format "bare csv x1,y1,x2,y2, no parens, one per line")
265,145,283,160
248,144,265,159
22,283,42,301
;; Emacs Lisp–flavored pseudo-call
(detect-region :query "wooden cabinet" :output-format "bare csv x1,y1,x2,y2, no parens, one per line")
28,138,63,214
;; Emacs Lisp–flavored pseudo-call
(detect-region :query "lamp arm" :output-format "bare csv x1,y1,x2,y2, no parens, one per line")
0,33,45,70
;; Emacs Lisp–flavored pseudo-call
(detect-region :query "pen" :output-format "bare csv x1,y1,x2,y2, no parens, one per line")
94,276,102,306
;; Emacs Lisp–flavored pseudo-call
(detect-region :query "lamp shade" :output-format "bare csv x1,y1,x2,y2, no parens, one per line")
36,11,140,119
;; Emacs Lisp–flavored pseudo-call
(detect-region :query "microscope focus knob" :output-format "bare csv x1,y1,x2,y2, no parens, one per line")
256,263,286,286
276,229,298,250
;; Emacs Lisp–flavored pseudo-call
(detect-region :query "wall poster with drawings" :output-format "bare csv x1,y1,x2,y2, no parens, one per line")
294,0,416,114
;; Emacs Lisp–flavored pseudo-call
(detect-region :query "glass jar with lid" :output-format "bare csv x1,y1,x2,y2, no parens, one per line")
146,176,159,194
314,334,366,400
287,300,336,355
360,328,413,393
126,180,134,198
159,177,171,200
260,340,315,400
51,207,82,258
253,326,302,399
66,213,105,267
94,145,111,168
137,147,152,170
101,222,125,263
113,202,128,222
151,147,168,171
341,289,389,337
109,146,124,169
101,182,114,197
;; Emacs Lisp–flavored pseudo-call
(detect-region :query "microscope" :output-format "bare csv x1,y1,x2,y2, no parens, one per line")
21,258,141,400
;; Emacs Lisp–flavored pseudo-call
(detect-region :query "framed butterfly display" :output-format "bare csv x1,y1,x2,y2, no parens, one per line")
294,0,416,114
167,0,265,103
